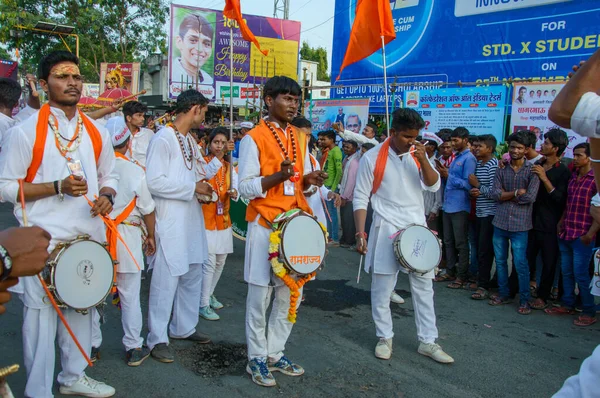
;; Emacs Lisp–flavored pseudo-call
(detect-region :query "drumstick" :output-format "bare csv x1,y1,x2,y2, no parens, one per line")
114,89,147,103
17,180,94,367
357,255,363,284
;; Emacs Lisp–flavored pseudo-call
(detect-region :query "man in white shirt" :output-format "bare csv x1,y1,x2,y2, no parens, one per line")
122,101,154,167
0,78,22,148
145,89,217,364
353,108,454,364
0,50,117,398
333,121,379,146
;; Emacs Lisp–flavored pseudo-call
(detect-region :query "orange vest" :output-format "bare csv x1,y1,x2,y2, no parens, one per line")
203,157,231,231
246,120,312,228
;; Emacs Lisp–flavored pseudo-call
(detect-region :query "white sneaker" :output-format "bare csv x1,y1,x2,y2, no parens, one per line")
375,338,393,360
390,291,405,304
418,342,454,364
59,374,116,397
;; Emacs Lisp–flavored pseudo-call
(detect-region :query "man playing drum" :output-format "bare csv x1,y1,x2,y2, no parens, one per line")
0,51,117,397
238,76,326,387
353,108,454,364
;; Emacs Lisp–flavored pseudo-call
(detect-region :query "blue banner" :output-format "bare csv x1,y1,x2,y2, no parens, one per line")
404,86,508,143
331,0,600,114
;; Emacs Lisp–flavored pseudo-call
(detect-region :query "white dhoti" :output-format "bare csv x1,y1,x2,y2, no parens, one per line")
147,246,203,350
200,253,227,308
244,219,302,361
22,306,92,398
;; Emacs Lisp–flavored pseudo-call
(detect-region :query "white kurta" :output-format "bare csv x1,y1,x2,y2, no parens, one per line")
129,127,154,168
110,157,155,273
305,154,331,227
0,112,16,149
0,107,118,307
145,126,219,276
238,128,313,286
353,142,440,276
553,344,600,397
339,129,379,146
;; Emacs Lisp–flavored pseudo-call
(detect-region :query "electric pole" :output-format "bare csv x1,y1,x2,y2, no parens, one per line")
273,0,290,19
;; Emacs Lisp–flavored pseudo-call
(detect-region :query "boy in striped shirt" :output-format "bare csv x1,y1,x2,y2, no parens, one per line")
468,134,498,300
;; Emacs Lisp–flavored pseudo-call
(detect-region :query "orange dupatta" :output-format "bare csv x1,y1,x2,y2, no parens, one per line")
372,139,421,195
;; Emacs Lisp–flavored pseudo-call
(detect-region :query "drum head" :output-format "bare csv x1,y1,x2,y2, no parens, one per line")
281,215,326,275
53,240,114,310
397,225,441,273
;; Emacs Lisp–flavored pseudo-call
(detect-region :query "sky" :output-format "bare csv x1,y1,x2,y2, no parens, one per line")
172,0,336,73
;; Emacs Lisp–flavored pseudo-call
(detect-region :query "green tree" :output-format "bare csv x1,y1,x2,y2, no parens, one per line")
0,0,168,82
300,41,330,82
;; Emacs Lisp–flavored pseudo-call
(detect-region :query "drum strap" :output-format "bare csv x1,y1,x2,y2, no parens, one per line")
372,138,420,195
106,197,137,261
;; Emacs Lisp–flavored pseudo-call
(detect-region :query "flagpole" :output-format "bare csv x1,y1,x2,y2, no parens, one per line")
229,26,234,191
381,35,390,137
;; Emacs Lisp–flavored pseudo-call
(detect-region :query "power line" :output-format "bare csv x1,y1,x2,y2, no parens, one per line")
289,0,316,17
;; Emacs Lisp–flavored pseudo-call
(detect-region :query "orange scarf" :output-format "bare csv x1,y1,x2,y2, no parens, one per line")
320,148,330,169
372,139,421,195
26,104,102,182
115,151,145,170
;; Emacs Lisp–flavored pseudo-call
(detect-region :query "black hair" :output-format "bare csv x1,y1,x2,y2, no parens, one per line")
543,128,568,157
574,142,590,157
424,140,438,151
390,108,425,131
262,76,301,102
291,116,312,129
317,130,336,141
174,89,209,114
507,130,530,147
519,86,527,92
123,101,148,120
451,127,469,139
437,129,453,142
209,126,229,144
308,134,317,150
114,136,131,150
362,143,375,151
0,78,22,109
38,51,79,81
366,122,378,132
179,14,214,41
468,134,479,144
343,140,358,149
475,134,497,151
523,130,537,149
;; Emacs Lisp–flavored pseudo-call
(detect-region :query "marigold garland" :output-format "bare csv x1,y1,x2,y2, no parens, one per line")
268,221,327,323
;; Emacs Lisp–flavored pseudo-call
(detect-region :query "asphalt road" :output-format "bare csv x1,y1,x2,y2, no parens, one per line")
0,202,598,398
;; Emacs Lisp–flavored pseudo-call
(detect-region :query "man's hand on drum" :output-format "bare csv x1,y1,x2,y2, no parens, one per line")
356,232,368,255
304,170,327,187
62,175,88,197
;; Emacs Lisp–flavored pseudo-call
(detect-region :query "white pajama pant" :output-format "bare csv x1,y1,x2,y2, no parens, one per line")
245,282,303,362
22,306,92,398
200,254,227,308
371,271,438,344
147,261,203,350
91,272,144,351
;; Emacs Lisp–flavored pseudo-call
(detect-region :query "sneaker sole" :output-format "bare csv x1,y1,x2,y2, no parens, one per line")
418,349,454,364
128,352,151,367
375,352,392,360
211,305,224,310
151,353,174,363
58,387,115,398
268,366,305,377
246,365,277,387
199,315,220,321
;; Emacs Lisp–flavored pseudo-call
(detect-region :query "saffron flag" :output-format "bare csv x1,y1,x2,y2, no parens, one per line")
336,0,396,81
223,0,269,56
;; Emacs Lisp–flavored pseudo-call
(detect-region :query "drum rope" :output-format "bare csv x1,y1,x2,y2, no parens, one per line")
18,179,94,367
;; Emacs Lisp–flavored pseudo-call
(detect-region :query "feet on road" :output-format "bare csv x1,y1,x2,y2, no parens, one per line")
199,305,220,321
210,295,224,310
418,342,454,364
375,337,393,360
170,330,211,343
126,346,151,367
390,291,405,304
151,343,174,363
59,374,115,397
247,358,277,387
268,355,304,376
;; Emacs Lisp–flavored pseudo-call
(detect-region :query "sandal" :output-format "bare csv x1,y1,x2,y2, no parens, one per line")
544,306,574,316
435,274,455,282
574,315,598,327
488,296,513,306
518,303,532,315
529,283,538,298
549,288,559,301
471,288,489,300
447,280,466,289
530,298,548,310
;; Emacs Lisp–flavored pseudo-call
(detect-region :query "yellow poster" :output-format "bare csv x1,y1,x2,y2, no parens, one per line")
250,37,298,79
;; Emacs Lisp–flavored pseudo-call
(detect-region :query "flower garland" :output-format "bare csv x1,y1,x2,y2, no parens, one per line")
268,221,328,323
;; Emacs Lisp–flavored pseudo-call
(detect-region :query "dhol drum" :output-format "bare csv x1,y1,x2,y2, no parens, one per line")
273,210,327,275
42,235,115,314
392,224,441,275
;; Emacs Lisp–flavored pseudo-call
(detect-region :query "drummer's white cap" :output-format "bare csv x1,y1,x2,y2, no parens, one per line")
240,121,254,129
106,117,131,147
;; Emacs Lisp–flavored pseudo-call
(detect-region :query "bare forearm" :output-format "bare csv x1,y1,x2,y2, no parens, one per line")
420,160,439,187
143,212,156,238
261,172,285,192
20,182,57,202
87,107,116,121
354,208,367,234
587,220,600,237
99,187,116,197
500,191,516,202
549,49,600,128
541,178,555,193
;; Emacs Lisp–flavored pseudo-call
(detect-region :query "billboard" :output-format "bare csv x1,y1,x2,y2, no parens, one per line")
99,63,141,94
404,86,507,143
509,82,586,158
169,4,301,101
304,98,370,134
331,0,600,113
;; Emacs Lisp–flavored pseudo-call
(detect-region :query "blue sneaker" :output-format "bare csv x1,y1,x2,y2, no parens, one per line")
210,295,224,310
199,306,220,321
268,355,305,376
246,358,276,387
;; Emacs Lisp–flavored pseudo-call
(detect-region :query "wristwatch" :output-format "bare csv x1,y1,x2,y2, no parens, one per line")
100,193,114,205
0,245,13,282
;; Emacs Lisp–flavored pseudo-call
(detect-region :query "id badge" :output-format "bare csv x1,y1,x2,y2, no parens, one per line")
284,180,295,196
217,201,224,215
67,159,86,180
